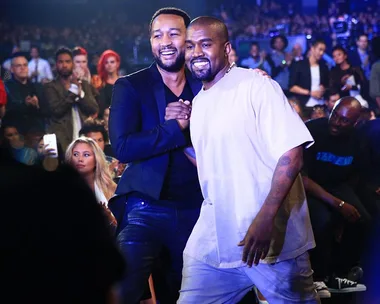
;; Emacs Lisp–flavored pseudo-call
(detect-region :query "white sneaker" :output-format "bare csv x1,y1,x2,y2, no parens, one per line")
314,281,331,298
253,286,269,304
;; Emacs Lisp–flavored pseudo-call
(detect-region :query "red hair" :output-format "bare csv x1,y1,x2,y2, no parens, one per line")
72,46,88,57
97,50,121,86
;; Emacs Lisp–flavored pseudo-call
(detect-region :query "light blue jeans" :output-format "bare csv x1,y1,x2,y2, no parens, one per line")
178,251,320,304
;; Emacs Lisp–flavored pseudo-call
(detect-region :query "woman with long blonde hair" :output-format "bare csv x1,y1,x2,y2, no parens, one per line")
65,137,117,229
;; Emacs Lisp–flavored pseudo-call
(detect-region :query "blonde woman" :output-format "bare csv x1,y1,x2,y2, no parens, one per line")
65,137,116,226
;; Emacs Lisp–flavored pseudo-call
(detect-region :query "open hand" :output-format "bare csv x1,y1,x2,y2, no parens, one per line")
252,69,271,79
339,202,361,223
238,212,275,267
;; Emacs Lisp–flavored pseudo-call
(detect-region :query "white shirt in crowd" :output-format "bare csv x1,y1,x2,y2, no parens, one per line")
28,58,53,83
186,67,315,268
305,65,324,107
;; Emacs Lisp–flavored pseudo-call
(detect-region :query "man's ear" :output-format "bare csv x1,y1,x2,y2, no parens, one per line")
224,42,232,57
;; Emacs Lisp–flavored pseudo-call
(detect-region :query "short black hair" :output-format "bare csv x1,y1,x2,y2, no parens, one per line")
328,87,341,97
30,45,40,52
312,39,326,48
332,45,348,56
79,119,109,143
149,7,191,33
250,42,260,49
189,16,229,43
270,35,288,50
55,46,73,61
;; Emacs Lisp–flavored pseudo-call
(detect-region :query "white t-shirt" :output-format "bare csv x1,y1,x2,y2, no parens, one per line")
186,67,315,268
306,65,324,107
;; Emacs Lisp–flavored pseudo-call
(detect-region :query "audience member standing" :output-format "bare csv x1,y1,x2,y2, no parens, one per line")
289,39,329,110
44,47,98,152
267,35,292,94
96,50,121,118
28,45,53,84
4,53,44,133
330,46,369,108
348,34,371,80
72,46,92,83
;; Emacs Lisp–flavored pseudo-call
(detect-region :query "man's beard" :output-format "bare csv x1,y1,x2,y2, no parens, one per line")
58,69,72,79
154,51,185,72
189,64,213,81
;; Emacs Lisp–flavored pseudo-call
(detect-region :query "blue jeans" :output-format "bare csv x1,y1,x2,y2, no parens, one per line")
116,194,200,304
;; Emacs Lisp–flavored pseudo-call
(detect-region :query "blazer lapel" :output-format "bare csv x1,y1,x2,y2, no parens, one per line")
150,64,167,123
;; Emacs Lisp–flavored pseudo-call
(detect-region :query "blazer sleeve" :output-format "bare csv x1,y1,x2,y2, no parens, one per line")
44,82,75,118
288,60,301,89
109,77,187,163
77,82,99,116
321,64,330,89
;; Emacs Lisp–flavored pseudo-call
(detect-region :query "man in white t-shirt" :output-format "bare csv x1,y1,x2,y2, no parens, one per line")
178,16,320,303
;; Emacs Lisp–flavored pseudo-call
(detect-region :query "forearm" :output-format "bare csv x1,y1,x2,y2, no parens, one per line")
261,146,303,216
45,88,74,117
302,176,341,208
78,95,99,116
110,119,188,163
290,85,310,95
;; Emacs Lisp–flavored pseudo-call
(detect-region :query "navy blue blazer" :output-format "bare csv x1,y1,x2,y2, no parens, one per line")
109,63,202,201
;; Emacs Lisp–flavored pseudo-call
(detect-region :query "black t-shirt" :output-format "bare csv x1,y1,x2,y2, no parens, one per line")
304,117,362,187
159,82,203,205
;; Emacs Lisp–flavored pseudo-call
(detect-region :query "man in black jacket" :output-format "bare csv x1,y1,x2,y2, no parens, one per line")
289,39,330,112
4,52,45,133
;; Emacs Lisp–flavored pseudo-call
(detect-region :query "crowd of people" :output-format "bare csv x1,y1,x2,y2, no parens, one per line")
1,2,380,304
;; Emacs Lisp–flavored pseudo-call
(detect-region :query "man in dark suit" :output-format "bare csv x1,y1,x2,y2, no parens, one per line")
348,34,371,80
108,7,203,304
43,47,98,152
4,52,45,133
289,39,330,111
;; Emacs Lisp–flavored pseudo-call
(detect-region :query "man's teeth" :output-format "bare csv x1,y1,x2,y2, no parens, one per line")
161,51,175,55
193,61,208,68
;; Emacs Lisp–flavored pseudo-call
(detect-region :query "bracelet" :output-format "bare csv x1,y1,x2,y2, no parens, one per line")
338,201,345,208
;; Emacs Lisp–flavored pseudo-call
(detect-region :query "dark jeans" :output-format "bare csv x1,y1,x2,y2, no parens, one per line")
116,195,200,304
307,183,372,280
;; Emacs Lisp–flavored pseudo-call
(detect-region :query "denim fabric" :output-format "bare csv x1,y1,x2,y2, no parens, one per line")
116,195,200,304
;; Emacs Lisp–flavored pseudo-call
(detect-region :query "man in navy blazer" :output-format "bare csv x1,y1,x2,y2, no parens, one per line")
108,7,203,304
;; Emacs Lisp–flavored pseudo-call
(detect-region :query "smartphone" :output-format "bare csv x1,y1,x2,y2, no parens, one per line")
43,134,58,158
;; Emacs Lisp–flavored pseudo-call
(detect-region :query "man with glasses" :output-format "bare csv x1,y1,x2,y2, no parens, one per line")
3,52,44,133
